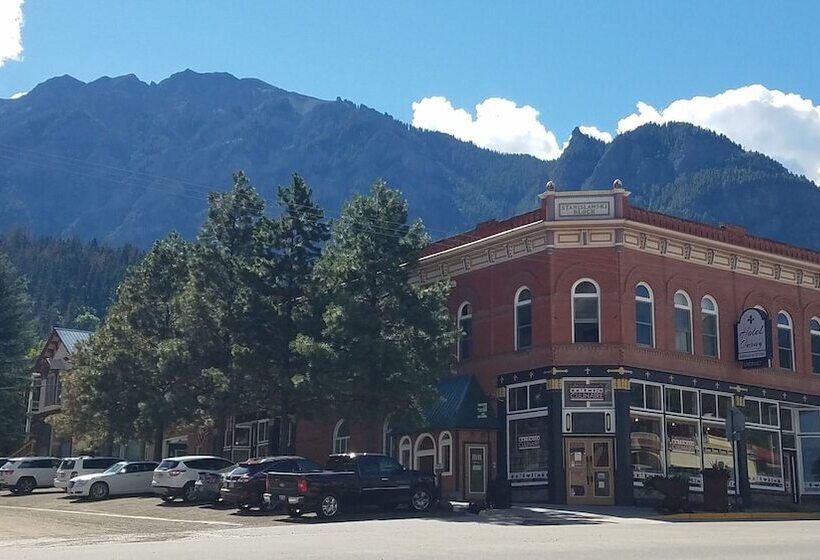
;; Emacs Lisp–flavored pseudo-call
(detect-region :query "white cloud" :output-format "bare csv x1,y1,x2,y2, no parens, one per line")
578,125,613,143
412,96,562,160
617,85,820,184
0,0,24,67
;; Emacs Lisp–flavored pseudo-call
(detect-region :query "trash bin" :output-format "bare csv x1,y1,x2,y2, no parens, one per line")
487,477,512,509
702,468,730,512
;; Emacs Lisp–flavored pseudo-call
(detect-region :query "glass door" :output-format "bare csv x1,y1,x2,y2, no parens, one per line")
565,438,614,505
464,444,487,499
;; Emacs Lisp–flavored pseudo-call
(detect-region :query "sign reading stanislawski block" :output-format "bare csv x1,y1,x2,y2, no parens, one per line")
555,195,614,220
735,308,772,367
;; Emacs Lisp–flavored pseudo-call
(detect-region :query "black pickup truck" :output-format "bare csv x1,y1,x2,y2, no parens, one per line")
264,453,437,519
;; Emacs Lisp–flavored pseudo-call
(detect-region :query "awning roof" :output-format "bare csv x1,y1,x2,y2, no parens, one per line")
412,374,499,432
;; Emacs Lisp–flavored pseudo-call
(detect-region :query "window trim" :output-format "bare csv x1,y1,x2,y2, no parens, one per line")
674,290,694,354
514,286,533,351
635,282,655,348
571,278,601,343
700,295,720,358
438,431,453,476
333,419,351,454
777,311,795,371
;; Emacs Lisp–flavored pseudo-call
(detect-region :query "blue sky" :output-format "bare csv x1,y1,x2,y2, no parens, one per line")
3,1,820,182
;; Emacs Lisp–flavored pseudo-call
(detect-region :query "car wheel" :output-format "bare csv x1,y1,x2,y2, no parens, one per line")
181,481,198,503
90,481,109,500
15,477,36,495
287,506,303,518
317,493,341,520
410,487,433,512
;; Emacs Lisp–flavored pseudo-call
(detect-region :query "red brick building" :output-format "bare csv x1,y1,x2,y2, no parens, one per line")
294,180,820,508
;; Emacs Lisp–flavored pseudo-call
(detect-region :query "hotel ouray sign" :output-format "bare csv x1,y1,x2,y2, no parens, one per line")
735,308,772,368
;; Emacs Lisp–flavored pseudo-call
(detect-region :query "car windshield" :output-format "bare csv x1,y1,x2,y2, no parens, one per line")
230,463,267,476
59,459,76,470
103,461,127,474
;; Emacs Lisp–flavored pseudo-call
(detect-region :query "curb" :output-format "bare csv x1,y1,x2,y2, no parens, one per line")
659,512,820,521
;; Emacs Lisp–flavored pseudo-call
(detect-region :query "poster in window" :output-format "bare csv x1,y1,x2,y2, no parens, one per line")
666,419,702,486
508,415,549,483
630,415,663,484
746,429,783,489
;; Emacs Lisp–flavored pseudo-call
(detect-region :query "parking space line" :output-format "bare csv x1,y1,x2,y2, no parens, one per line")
0,505,242,526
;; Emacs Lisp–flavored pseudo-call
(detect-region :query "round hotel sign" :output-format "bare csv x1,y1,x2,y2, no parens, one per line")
735,308,772,366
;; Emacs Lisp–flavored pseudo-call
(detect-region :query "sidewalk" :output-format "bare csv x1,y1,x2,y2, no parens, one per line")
452,502,820,525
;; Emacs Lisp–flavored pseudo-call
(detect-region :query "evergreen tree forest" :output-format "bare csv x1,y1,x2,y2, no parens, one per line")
0,229,143,335
62,173,454,457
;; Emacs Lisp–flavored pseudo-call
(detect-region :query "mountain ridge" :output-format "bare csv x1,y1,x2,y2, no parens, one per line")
1,70,819,250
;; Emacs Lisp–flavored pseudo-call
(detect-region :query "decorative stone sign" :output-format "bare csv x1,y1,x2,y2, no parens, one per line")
554,195,615,220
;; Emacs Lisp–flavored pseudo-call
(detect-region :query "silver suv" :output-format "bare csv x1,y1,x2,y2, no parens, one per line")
152,456,235,502
55,456,123,491
0,457,61,494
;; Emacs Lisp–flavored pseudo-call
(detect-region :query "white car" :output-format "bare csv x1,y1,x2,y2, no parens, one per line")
0,457,61,494
55,456,122,490
152,455,235,502
68,461,159,499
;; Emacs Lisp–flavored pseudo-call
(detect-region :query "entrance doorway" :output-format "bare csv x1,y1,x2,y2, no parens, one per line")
784,450,800,504
565,438,614,505
464,444,487,500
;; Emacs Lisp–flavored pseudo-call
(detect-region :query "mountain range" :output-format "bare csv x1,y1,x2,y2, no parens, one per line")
1,70,819,250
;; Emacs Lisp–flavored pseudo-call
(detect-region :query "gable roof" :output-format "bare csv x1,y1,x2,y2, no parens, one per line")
424,374,498,431
53,327,92,354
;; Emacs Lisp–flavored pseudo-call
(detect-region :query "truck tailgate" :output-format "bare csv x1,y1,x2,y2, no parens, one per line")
266,473,301,496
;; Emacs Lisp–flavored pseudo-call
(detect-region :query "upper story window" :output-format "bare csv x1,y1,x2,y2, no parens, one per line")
457,302,473,361
701,296,719,358
333,419,350,454
811,318,820,375
777,311,794,371
515,287,532,350
635,283,654,347
674,291,693,354
572,280,600,343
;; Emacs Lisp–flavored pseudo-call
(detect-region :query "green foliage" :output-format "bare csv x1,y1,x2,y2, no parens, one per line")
0,228,142,335
0,252,36,454
295,181,454,427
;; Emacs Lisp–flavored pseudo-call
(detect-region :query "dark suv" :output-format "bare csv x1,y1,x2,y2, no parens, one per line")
220,456,323,511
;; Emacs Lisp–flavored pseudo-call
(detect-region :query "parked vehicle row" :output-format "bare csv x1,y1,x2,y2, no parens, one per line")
1,453,438,520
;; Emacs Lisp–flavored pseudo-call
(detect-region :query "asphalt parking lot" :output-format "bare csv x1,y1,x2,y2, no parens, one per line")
0,488,454,548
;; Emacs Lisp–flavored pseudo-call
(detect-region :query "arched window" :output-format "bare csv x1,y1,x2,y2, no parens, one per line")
438,431,453,476
515,287,532,350
333,419,350,454
458,302,473,361
701,296,719,358
674,291,693,354
572,280,600,343
414,433,436,474
635,283,654,347
811,318,820,375
399,436,412,467
777,311,794,370
382,417,394,457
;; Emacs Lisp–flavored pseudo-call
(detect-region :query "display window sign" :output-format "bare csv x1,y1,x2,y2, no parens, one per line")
564,380,613,408
518,434,541,450
735,308,772,367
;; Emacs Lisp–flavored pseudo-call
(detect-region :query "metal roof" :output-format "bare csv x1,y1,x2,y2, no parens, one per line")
423,374,499,431
53,327,92,354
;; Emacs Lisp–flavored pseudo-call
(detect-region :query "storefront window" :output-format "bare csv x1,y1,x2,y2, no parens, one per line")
508,382,548,413
799,410,820,433
666,419,701,486
701,392,730,419
630,415,664,484
800,437,820,493
702,423,735,489
508,414,549,484
665,387,698,416
631,382,662,411
746,428,783,489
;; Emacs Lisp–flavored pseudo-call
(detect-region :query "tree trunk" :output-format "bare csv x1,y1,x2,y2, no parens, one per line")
213,412,226,457
153,423,164,461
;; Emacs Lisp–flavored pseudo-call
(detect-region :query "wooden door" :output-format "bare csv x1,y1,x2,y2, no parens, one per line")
464,444,487,500
565,438,614,505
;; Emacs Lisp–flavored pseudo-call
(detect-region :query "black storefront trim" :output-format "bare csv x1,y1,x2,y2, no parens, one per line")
497,365,820,407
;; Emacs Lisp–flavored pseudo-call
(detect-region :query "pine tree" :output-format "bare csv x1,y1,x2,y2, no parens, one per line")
0,252,35,454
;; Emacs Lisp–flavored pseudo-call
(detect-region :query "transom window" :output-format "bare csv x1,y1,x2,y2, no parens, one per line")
674,291,693,354
811,318,820,375
635,283,654,347
508,381,549,413
630,381,662,411
515,287,532,350
572,280,600,343
700,392,730,419
701,296,719,358
777,311,794,371
664,386,699,416
458,302,473,361
745,399,779,427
